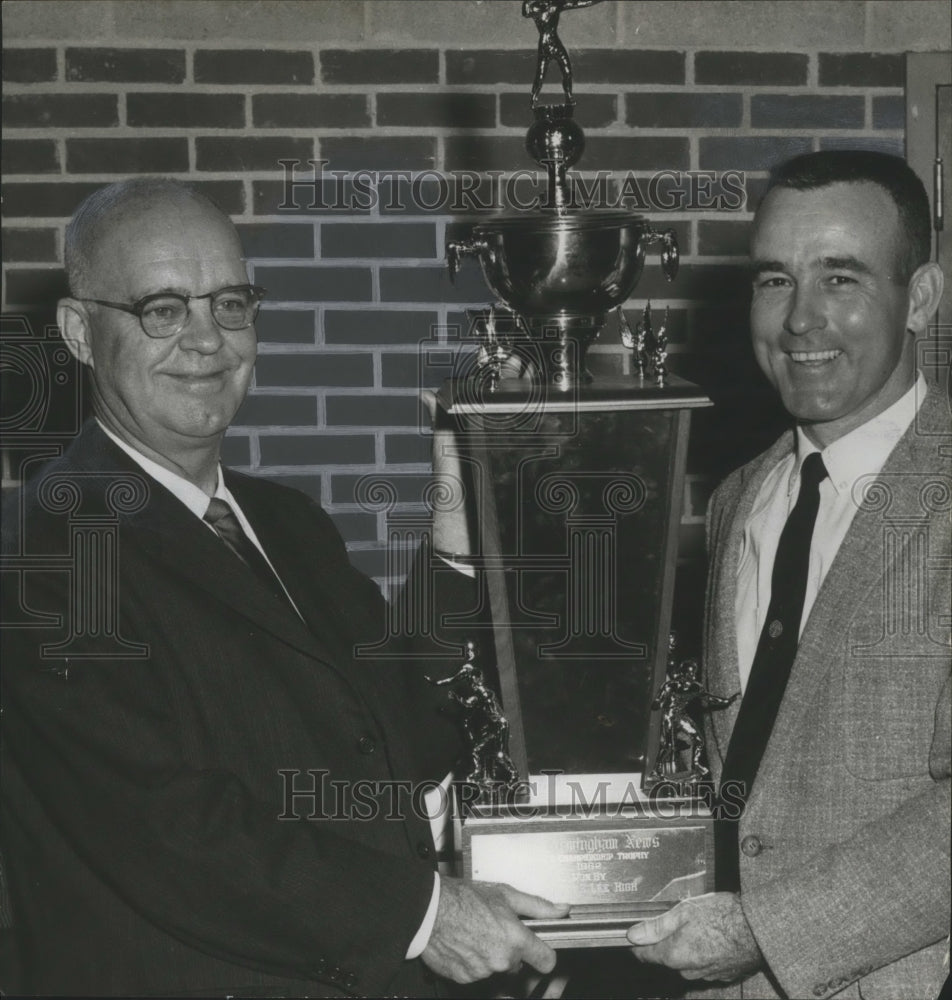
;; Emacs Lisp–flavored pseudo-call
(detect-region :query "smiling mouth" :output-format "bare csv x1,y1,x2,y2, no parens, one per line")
788,350,842,364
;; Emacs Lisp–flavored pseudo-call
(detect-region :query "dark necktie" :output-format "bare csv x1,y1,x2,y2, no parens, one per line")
715,451,829,891
204,497,293,610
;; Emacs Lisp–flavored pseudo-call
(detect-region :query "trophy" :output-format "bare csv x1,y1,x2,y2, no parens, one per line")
431,1,717,947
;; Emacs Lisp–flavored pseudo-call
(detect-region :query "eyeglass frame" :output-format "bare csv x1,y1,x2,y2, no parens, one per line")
74,283,268,339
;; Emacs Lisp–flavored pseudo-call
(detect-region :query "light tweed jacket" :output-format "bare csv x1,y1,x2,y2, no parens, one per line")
696,381,951,1000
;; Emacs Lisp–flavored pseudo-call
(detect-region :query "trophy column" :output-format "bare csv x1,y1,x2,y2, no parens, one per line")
434,374,716,947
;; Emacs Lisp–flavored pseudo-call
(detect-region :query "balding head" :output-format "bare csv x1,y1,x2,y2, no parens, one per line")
64,178,237,297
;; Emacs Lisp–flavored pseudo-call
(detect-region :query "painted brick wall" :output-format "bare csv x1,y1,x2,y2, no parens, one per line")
2,0,949,611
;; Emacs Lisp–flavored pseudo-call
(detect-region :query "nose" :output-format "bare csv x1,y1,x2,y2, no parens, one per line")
783,282,826,336
177,300,225,353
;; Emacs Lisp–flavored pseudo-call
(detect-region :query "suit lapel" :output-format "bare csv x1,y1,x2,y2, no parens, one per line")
66,423,344,668
708,431,795,758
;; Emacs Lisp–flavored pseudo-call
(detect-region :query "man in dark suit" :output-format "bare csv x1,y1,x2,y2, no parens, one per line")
0,177,566,997
627,153,950,997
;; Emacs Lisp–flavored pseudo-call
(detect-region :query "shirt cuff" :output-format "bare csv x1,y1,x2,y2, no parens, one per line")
406,872,441,960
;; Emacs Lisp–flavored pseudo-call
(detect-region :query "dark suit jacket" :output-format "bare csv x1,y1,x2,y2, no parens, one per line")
1,420,460,997
696,381,951,1000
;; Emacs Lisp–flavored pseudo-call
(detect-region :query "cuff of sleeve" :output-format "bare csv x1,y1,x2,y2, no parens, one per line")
405,872,441,960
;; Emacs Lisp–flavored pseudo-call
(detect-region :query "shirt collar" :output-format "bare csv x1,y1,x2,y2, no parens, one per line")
791,372,927,498
96,420,231,518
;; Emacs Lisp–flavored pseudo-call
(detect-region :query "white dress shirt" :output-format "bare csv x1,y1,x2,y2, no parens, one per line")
97,421,443,958
734,374,926,692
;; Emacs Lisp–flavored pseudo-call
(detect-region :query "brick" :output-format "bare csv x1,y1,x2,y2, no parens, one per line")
253,93,369,129
324,310,439,346
330,512,379,544
259,433,376,466
695,51,808,86
699,136,813,172
2,94,117,128
500,92,617,129
634,263,749,304
128,92,244,128
322,223,436,259
381,353,422,389
220,433,251,467
379,265,491,304
442,135,530,173
346,547,389,580
580,137,690,172
2,48,57,82
236,223,314,260
751,95,864,130
574,50,685,85
254,352,373,388
697,221,750,257
1,228,58,262
326,394,422,427
818,52,904,88
196,137,314,173
321,48,438,84
264,474,323,505
818,136,904,157
253,265,373,303
626,93,741,129
253,178,373,216
385,432,432,465
872,96,905,131
446,49,538,85
66,137,188,174
232,394,317,427
194,48,313,85
189,181,246,215
377,174,501,216
2,139,59,175
320,137,436,172
1,182,104,219
377,93,495,129
331,472,430,505
253,309,316,345
66,47,185,83
4,268,69,305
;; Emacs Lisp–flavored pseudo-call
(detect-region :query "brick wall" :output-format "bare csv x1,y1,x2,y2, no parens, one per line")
2,0,949,610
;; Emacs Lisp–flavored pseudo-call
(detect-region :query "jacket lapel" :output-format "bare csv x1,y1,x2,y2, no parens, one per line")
66,423,343,668
708,431,795,759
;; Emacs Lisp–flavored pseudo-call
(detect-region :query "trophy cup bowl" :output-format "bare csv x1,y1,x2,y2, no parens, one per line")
449,210,678,389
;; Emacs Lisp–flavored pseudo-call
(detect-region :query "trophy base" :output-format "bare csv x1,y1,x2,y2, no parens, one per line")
458,784,713,948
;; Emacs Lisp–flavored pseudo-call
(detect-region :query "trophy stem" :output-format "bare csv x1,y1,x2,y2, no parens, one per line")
524,313,602,388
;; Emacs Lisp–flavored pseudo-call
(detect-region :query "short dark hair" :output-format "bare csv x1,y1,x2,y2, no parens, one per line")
763,150,932,282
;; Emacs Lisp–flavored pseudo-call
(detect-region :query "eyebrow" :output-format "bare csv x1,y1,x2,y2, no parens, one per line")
749,255,874,276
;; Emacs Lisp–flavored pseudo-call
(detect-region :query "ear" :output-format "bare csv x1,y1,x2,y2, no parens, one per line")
57,298,95,368
905,262,945,336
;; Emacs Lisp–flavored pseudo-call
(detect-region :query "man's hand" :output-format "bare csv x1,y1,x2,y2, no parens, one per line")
626,892,762,983
421,877,569,984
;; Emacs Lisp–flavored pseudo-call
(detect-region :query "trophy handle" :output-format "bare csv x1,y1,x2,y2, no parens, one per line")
447,237,492,283
645,227,680,282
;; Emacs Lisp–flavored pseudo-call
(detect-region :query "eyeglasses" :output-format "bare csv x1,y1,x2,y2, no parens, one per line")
77,284,267,339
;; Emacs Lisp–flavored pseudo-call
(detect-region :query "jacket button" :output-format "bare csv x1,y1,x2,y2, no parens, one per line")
344,972,357,988
357,735,376,754
740,834,763,857
416,840,432,859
